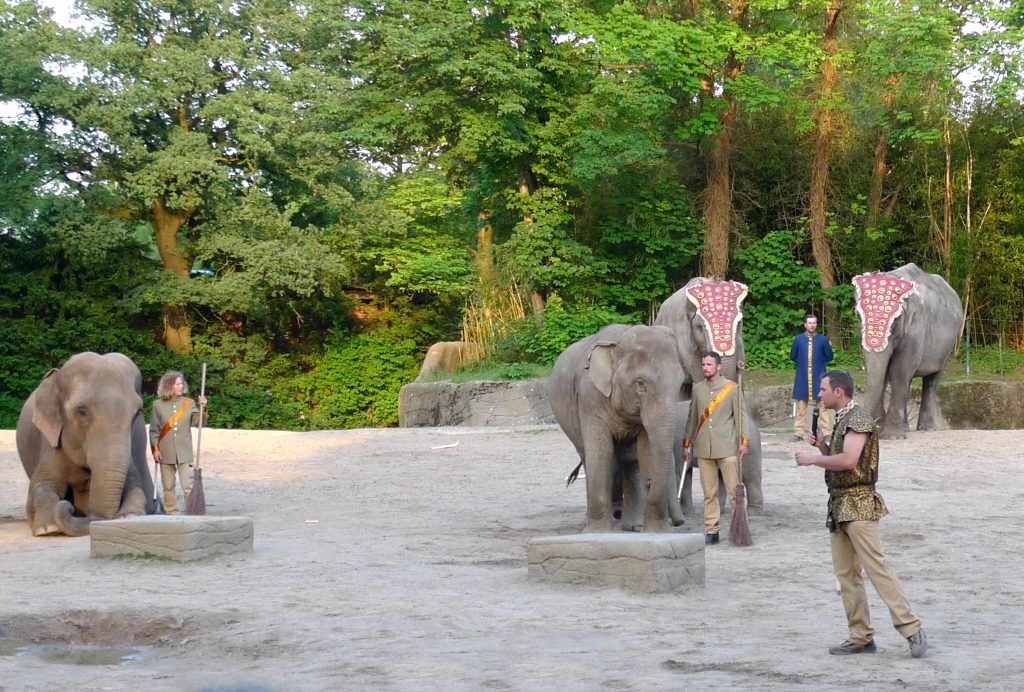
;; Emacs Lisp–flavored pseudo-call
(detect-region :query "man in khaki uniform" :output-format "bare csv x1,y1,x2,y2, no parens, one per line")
682,351,748,545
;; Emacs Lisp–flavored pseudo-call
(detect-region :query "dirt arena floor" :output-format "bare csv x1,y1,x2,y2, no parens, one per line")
1,425,1022,691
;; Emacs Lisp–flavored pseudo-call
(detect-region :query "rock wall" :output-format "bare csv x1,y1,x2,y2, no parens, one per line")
399,378,1024,429
399,380,553,427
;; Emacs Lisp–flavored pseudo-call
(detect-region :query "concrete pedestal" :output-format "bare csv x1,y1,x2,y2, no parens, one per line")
90,515,254,561
527,533,704,593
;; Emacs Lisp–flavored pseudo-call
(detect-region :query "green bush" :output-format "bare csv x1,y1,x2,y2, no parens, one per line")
510,295,634,364
295,324,421,428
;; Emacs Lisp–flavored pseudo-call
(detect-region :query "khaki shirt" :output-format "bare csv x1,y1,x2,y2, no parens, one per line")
149,396,203,466
683,376,746,459
824,401,888,531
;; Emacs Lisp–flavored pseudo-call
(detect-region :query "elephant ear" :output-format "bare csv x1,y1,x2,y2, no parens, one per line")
587,341,617,398
31,368,63,448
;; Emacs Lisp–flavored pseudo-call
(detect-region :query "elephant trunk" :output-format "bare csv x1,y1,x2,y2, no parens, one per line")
719,353,740,382
640,403,679,530
56,437,133,536
864,353,889,424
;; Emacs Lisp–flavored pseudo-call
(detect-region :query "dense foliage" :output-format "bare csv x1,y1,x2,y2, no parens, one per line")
1,0,1022,428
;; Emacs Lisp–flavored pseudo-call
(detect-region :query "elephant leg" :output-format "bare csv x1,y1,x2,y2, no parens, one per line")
917,372,941,431
619,462,644,531
882,376,911,439
636,435,671,533
742,413,764,512
581,430,616,532
28,482,64,536
742,451,764,512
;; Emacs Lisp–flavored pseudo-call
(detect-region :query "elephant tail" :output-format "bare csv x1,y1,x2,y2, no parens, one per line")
54,500,94,537
565,461,584,487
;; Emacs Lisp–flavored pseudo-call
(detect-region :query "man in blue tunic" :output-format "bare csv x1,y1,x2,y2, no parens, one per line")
790,313,833,442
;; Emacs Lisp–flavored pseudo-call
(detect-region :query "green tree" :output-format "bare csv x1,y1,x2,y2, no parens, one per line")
5,0,354,352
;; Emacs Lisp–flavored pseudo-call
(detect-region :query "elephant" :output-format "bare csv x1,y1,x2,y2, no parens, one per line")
653,277,763,511
548,324,687,532
16,352,157,536
853,263,963,439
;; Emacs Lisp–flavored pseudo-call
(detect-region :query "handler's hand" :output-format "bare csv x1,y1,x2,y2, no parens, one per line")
153,450,162,463
807,432,817,446
794,450,819,467
198,394,208,407
738,443,749,461
682,446,691,462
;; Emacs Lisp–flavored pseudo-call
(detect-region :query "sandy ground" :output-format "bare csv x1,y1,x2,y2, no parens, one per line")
1,425,1023,691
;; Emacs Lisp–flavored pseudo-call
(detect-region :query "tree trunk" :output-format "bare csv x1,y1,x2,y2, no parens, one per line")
152,197,195,352
702,111,734,279
517,163,546,318
698,0,746,279
866,76,899,228
939,117,954,277
474,210,497,298
808,0,843,344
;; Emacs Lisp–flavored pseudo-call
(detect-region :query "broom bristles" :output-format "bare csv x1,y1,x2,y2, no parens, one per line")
185,467,206,515
729,482,753,547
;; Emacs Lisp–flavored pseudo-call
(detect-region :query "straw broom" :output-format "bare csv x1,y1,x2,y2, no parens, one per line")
729,370,753,547
185,363,207,515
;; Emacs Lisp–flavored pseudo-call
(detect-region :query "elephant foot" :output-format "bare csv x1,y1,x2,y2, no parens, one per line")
583,519,615,533
642,519,673,533
33,522,61,536
671,515,686,527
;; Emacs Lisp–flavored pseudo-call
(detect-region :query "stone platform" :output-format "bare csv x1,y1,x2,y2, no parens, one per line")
527,533,704,593
90,515,254,561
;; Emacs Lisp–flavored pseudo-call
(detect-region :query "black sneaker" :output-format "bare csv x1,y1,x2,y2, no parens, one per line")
907,630,928,658
828,639,877,655
705,533,719,545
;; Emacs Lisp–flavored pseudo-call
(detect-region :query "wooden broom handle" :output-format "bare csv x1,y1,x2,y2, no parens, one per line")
195,363,207,469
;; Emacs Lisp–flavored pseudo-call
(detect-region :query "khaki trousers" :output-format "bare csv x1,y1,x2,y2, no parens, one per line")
697,456,740,535
831,520,922,644
160,462,193,515
794,399,833,439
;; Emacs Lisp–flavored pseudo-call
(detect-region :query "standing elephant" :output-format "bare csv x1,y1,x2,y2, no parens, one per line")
654,278,763,511
548,324,687,532
16,352,157,536
854,263,963,438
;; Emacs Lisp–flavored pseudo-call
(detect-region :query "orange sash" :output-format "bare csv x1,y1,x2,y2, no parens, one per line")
696,382,735,436
158,397,194,447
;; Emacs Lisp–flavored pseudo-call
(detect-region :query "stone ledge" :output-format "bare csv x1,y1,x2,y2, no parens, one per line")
399,378,1024,430
527,533,705,593
90,515,254,562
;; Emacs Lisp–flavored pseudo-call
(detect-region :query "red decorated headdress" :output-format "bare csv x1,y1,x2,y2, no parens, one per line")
853,272,917,352
685,280,748,356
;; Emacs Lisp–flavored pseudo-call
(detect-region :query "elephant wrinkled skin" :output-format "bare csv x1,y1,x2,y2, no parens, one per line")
548,324,687,533
16,352,157,536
